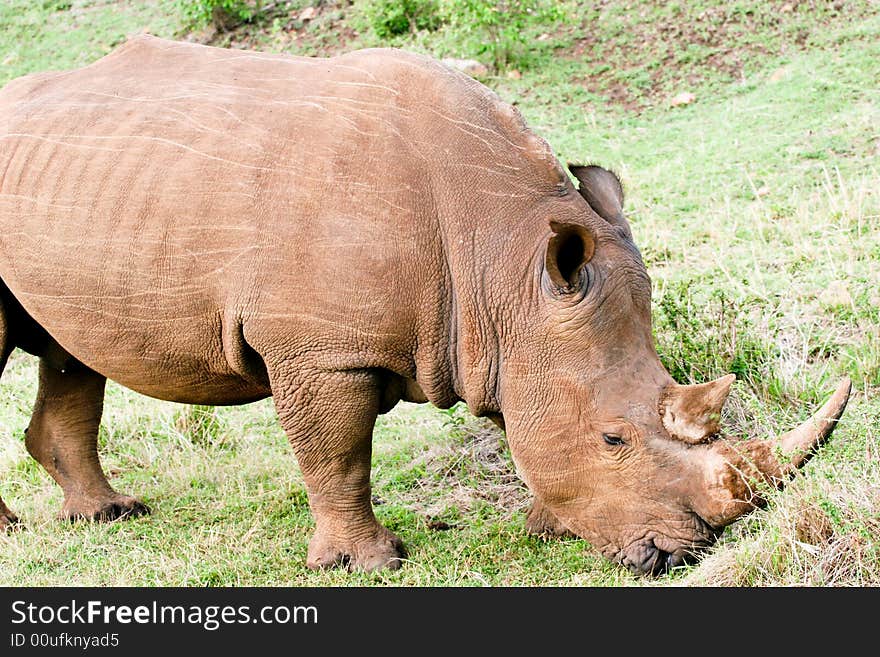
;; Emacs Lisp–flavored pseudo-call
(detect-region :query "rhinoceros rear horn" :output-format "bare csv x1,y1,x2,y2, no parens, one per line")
546,220,595,292
567,164,631,239
660,374,736,444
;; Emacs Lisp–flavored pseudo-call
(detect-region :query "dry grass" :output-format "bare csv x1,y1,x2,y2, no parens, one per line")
687,459,880,586
395,418,529,522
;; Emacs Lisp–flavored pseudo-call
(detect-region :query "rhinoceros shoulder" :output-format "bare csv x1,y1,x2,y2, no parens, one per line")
327,46,564,187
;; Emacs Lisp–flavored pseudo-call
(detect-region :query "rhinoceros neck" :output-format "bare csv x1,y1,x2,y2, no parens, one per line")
436,199,562,419
411,78,571,418
431,219,503,417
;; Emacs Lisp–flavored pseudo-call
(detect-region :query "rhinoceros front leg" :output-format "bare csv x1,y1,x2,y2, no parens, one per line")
525,498,575,538
25,359,149,522
271,367,404,572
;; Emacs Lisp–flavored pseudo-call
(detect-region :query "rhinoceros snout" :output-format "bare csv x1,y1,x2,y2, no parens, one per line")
618,518,721,576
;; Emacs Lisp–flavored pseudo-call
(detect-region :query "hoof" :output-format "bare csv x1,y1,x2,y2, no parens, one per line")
525,499,576,538
61,495,151,523
0,511,23,533
307,525,406,572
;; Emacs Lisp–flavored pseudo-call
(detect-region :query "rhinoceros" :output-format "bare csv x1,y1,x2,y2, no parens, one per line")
0,35,850,575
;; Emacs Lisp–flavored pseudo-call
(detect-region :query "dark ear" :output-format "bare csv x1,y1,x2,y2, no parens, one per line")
545,220,595,292
567,164,632,239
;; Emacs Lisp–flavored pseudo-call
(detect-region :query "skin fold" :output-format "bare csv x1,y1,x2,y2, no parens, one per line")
0,35,850,574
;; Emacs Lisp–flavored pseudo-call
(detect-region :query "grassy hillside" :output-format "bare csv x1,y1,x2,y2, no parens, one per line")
0,0,877,586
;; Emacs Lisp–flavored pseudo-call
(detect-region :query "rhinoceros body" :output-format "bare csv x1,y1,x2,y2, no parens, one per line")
0,35,849,575
0,35,539,406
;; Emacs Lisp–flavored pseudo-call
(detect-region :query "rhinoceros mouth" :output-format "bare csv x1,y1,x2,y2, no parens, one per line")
618,539,699,576
613,513,722,576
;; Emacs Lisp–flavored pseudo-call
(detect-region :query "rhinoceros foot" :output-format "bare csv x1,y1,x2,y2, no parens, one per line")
0,510,22,532
525,498,576,539
60,494,150,523
307,524,405,572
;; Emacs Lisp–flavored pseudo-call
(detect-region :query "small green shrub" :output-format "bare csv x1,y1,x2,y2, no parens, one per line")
175,404,228,449
442,0,568,71
176,0,264,30
359,0,442,39
653,280,777,389
41,0,72,10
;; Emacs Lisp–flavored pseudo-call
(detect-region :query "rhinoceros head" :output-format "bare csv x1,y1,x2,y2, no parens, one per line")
498,164,851,575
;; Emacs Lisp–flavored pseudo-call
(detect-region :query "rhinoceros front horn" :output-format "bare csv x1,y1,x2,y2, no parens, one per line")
694,377,852,528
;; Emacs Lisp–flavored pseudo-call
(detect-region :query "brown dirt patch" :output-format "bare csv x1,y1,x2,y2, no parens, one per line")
564,0,873,112
398,419,530,522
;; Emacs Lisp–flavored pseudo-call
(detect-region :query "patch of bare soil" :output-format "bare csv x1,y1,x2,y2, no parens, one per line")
565,0,871,111
398,419,530,525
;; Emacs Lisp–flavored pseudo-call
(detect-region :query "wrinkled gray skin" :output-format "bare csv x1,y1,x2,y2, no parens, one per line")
0,35,850,575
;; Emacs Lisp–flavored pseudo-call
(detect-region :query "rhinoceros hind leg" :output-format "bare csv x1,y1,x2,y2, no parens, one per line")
272,367,405,572
25,359,149,522
525,498,576,538
0,295,22,530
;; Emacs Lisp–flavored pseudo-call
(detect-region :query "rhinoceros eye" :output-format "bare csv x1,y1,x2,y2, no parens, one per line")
603,433,625,446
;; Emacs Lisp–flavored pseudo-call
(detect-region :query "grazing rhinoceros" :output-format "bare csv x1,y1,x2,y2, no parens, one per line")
0,35,850,575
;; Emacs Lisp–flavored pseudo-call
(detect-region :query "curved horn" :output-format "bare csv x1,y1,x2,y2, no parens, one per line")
660,374,736,444
778,377,852,469
693,378,852,528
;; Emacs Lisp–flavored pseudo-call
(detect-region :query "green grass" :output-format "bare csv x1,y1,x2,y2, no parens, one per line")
0,1,182,86
1,0,878,586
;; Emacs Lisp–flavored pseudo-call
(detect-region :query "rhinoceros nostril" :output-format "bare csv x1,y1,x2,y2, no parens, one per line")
623,542,671,576
665,551,686,570
620,540,694,576
649,548,672,576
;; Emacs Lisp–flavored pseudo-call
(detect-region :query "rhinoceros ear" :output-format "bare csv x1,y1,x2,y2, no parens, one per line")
567,164,632,240
545,220,595,292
